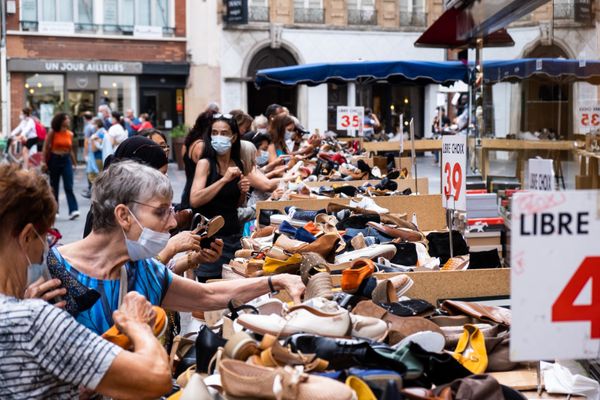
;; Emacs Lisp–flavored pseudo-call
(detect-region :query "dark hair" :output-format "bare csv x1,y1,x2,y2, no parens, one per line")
139,113,149,120
22,107,32,117
138,128,167,143
111,111,124,127
185,110,215,148
94,118,105,129
0,164,56,240
269,114,294,154
251,132,271,148
50,113,69,132
201,116,242,169
230,109,253,132
83,111,93,120
104,136,168,171
265,104,282,120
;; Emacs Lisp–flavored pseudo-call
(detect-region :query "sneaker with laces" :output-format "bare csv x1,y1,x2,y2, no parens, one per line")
69,210,80,220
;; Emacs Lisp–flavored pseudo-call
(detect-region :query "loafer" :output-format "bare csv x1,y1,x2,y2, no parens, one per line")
286,206,324,222
371,274,414,303
452,324,488,374
285,334,407,374
220,359,353,400
263,253,303,275
335,244,397,264
341,258,375,293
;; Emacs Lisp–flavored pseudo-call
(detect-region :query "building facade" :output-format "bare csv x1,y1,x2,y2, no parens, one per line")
5,0,189,142
187,0,599,139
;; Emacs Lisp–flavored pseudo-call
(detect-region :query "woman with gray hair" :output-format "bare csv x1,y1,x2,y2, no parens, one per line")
46,161,304,335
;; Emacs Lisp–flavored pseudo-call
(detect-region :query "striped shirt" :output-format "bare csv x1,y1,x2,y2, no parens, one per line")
0,294,121,399
50,248,173,335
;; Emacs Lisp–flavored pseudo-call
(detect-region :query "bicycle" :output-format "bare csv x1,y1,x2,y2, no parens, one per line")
0,137,25,167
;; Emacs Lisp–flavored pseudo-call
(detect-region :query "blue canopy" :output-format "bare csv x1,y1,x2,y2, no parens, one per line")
255,60,469,88
483,58,600,84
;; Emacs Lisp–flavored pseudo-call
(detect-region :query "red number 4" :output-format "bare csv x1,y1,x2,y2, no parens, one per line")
552,257,600,338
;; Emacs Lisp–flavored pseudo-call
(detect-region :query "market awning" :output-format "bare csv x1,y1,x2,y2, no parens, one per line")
414,7,514,49
483,58,600,84
255,60,469,89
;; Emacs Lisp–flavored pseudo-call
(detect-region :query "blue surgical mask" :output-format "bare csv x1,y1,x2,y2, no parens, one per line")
123,209,170,261
25,230,51,286
257,128,268,134
256,150,269,166
97,112,103,119
211,135,232,155
284,130,294,141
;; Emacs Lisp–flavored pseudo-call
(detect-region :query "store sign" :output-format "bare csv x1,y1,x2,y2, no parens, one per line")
336,106,364,136
133,25,163,38
576,103,600,133
441,135,467,211
574,0,592,23
8,59,143,74
527,158,555,191
38,21,75,35
224,0,248,24
511,190,600,361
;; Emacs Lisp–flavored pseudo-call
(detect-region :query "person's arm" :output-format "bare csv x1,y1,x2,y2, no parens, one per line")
161,273,305,311
190,160,240,208
247,166,279,192
267,143,278,163
70,131,78,166
169,240,223,276
10,120,24,137
190,140,204,164
42,129,54,165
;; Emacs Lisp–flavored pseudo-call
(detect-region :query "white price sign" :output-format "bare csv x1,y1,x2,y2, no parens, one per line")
336,106,364,134
441,135,467,211
511,191,600,361
527,158,555,191
577,103,600,132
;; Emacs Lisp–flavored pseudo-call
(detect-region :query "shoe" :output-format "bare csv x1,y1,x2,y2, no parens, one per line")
259,209,283,227
367,221,424,242
335,244,397,264
341,258,375,293
452,324,488,374
374,343,425,381
350,313,389,341
304,272,334,300
194,325,227,373
371,274,414,303
393,331,446,353
263,253,303,275
223,331,260,361
377,299,436,317
81,190,91,199
253,334,329,372
173,208,192,231
346,376,377,400
349,197,389,214
286,206,324,222
102,306,167,350
285,334,407,374
407,342,471,386
219,359,354,400
69,210,80,220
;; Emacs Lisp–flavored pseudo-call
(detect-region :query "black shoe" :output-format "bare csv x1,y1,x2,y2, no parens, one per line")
337,214,380,230
195,325,227,374
408,342,471,385
376,299,436,317
386,169,401,180
258,209,282,227
285,334,407,374
333,185,358,197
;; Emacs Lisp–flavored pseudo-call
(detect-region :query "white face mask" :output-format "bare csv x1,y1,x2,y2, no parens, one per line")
257,128,268,134
256,150,269,166
123,209,170,261
25,230,51,286
284,130,294,141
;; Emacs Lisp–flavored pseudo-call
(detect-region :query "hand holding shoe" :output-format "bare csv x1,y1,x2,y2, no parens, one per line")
192,239,224,265
24,277,67,308
113,291,156,336
160,230,202,262
270,274,305,304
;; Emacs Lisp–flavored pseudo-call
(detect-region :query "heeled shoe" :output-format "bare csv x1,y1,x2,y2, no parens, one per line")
452,324,488,374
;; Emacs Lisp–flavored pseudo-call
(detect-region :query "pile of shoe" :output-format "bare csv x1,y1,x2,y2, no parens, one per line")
167,281,524,399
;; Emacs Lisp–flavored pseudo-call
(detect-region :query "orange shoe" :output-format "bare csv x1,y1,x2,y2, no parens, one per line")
341,258,375,293
102,306,167,349
303,221,322,236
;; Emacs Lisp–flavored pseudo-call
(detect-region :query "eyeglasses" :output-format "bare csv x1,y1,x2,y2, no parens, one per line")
159,143,170,153
213,113,233,121
131,201,175,221
47,228,62,248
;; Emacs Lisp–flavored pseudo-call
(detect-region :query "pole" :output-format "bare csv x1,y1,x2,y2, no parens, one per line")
1,0,9,138
410,118,418,194
447,208,454,259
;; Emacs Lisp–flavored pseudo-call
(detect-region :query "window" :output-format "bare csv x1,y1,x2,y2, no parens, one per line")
249,0,269,22
294,0,324,23
24,74,65,127
99,76,137,114
348,0,377,25
399,0,426,26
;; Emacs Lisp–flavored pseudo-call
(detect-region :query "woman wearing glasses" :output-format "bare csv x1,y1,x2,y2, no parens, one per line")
138,128,170,157
42,161,303,336
0,164,172,399
189,113,250,281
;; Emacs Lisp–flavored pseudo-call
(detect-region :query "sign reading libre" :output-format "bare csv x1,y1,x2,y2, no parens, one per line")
441,135,466,211
511,191,600,361
336,106,364,136
527,158,555,191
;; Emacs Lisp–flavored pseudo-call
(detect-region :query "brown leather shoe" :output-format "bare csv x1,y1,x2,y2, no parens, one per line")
253,225,276,238
174,209,193,231
367,221,424,242
283,233,341,261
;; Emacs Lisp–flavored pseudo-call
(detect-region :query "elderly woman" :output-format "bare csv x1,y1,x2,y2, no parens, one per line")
47,161,303,335
0,164,171,399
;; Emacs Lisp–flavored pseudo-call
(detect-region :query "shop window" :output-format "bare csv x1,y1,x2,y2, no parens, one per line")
348,0,376,25
294,0,324,23
399,0,426,27
99,76,137,114
249,0,269,22
24,74,65,127
117,0,170,29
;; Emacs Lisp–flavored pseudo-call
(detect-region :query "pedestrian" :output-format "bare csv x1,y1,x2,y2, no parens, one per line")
97,104,112,130
123,108,140,137
189,114,249,282
138,128,169,157
136,113,153,131
10,107,37,169
102,111,127,161
42,112,80,220
82,112,95,198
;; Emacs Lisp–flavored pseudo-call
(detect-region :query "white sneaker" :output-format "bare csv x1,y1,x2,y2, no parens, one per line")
349,197,389,214
335,244,397,264
69,210,80,220
371,166,382,179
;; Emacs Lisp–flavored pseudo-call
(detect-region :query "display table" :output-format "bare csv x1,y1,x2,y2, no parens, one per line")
478,139,580,186
362,139,442,154
574,149,600,189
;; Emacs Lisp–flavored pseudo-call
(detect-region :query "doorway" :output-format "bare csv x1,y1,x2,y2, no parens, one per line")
140,89,178,130
67,90,95,161
246,47,298,117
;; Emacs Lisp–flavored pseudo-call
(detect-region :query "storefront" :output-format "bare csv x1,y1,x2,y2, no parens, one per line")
7,58,188,139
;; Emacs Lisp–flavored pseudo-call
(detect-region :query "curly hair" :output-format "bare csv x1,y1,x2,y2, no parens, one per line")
50,112,69,133
0,165,56,239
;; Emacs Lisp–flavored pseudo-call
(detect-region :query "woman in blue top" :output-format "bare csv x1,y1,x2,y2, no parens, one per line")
44,160,304,335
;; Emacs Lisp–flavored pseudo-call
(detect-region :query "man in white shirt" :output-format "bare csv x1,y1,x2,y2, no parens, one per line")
103,111,128,161
10,107,38,169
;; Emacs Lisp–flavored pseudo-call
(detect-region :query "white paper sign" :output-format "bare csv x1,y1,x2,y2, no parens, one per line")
576,102,600,133
528,158,555,191
511,190,600,361
336,106,364,136
441,135,467,211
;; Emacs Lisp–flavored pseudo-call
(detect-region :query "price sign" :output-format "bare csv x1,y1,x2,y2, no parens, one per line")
527,158,555,191
511,191,600,361
337,106,364,135
441,135,466,211
577,103,600,132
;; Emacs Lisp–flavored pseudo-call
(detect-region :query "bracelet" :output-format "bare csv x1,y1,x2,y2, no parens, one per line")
155,254,164,264
187,252,193,269
267,276,278,295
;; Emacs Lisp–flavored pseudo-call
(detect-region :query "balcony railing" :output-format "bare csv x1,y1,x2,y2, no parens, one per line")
249,6,270,22
20,20,175,36
399,11,427,27
348,9,377,25
294,7,325,23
